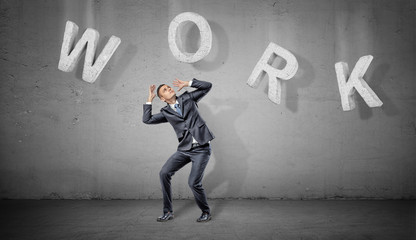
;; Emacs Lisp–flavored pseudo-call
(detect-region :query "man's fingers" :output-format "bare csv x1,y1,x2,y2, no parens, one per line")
173,78,182,84
149,85,156,93
172,79,186,91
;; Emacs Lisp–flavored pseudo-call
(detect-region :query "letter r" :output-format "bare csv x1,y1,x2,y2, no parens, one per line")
247,42,298,104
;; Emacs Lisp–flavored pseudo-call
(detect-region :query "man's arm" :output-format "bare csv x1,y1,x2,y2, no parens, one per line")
173,78,212,102
189,78,212,102
142,85,168,124
142,105,167,124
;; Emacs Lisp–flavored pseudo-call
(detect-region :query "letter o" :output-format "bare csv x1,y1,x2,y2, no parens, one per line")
168,12,212,63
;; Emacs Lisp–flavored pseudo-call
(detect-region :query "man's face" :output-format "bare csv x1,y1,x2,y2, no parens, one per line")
158,84,175,101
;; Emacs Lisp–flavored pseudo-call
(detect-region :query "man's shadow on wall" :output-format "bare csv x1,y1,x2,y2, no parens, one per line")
173,99,249,216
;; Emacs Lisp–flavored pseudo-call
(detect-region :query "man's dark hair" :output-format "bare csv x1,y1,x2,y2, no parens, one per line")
156,84,166,98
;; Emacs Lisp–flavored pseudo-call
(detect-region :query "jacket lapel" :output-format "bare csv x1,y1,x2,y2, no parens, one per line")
164,103,182,118
177,96,184,116
164,105,176,116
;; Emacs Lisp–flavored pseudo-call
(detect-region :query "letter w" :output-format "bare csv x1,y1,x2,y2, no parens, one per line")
58,21,121,83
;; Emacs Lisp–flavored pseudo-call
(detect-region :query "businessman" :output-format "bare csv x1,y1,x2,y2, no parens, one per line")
142,78,215,222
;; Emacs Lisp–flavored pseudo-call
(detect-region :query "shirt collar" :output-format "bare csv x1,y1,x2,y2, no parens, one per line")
169,100,179,109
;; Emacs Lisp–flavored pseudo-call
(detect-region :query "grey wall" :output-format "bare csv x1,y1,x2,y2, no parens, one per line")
0,0,415,200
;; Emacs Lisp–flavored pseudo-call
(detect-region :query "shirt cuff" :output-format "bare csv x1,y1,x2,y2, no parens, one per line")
145,102,152,105
188,80,193,87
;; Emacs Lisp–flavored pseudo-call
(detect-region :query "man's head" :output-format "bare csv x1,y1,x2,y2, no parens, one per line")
157,84,176,102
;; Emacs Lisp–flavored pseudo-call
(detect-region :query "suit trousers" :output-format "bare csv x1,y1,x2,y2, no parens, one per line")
159,144,211,214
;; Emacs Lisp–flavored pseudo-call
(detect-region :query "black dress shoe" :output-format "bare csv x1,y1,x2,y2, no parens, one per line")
157,212,174,222
196,212,211,222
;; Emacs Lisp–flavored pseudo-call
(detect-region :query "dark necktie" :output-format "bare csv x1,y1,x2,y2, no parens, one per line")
174,103,182,116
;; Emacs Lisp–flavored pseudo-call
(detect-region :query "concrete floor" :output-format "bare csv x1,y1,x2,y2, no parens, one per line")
0,199,414,240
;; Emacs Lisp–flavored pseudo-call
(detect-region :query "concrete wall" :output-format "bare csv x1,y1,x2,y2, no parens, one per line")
0,0,414,199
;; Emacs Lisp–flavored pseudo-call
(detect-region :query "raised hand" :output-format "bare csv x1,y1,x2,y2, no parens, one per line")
173,78,189,92
148,84,156,102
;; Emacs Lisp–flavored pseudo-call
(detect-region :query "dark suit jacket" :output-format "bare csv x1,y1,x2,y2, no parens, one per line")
143,79,215,151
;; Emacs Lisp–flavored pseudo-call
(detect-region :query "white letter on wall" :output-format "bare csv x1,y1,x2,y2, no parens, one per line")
335,55,383,111
58,20,121,83
168,12,212,63
247,42,298,104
